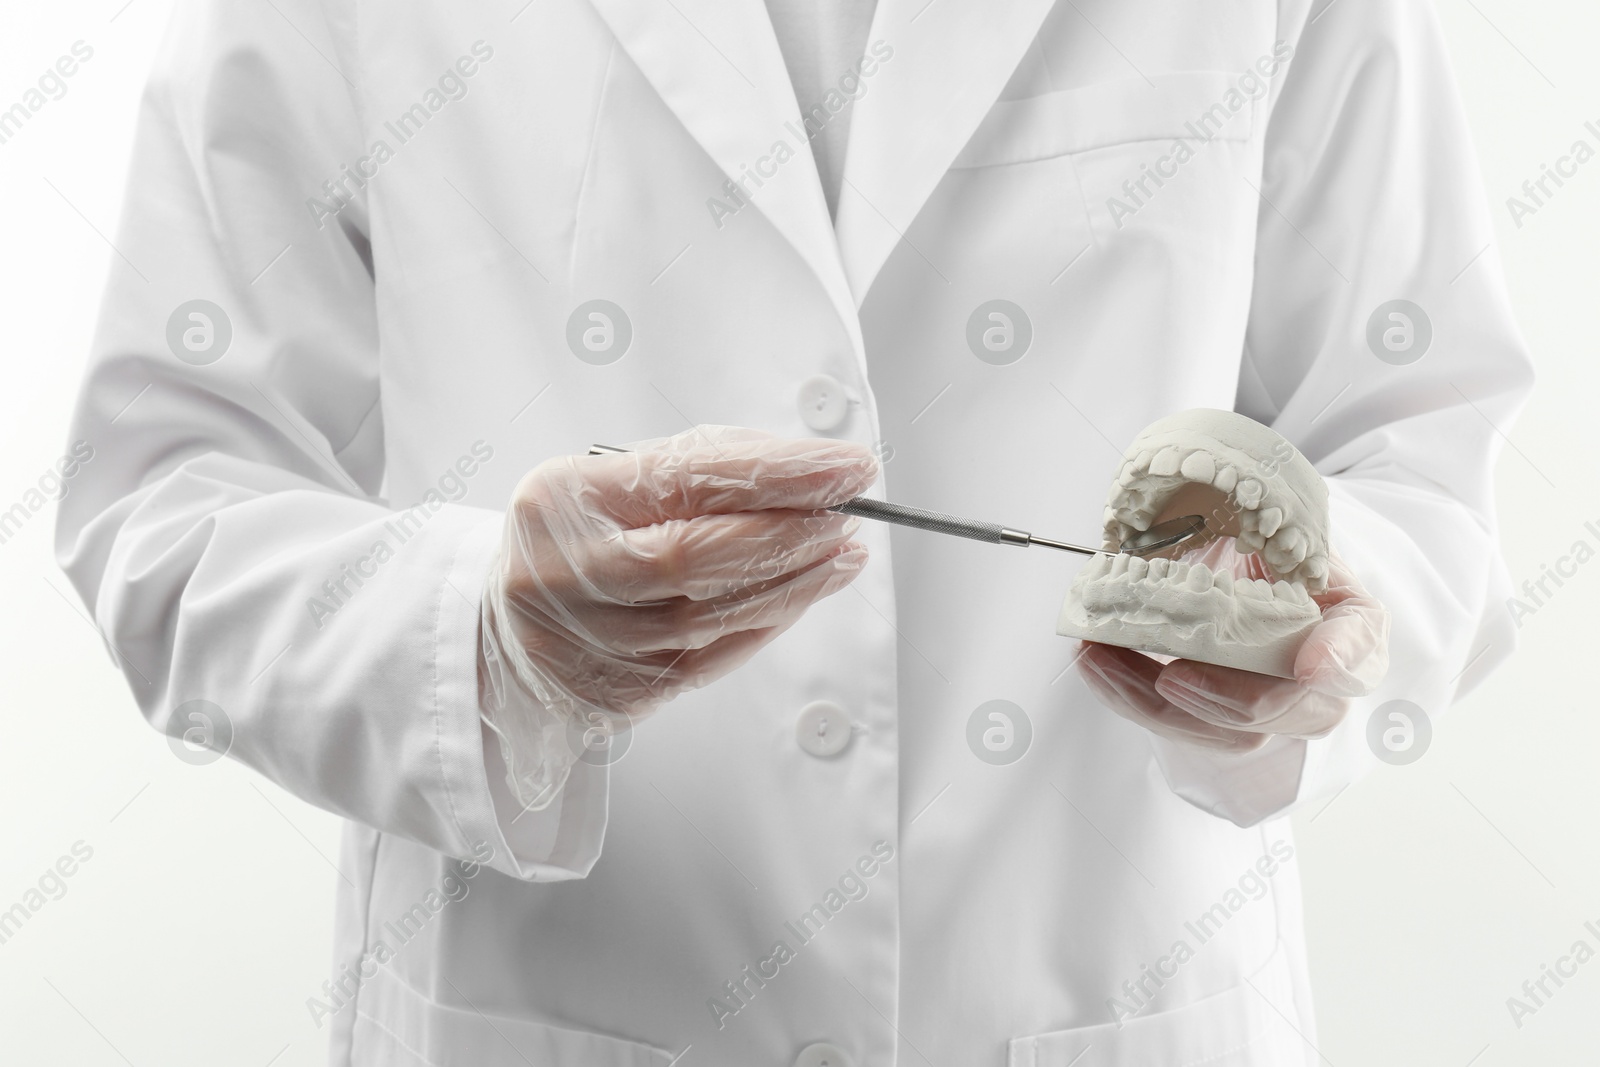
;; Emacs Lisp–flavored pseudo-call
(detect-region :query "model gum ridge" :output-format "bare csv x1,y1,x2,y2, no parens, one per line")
1057,408,1329,678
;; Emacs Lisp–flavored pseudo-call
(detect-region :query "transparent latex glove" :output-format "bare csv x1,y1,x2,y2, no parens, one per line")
1077,539,1389,753
479,425,877,809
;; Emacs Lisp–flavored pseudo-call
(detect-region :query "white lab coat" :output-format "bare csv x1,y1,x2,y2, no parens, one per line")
58,0,1531,1064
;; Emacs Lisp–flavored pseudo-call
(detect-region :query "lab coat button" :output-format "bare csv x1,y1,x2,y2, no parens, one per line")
797,374,850,431
795,701,851,758
794,1042,849,1067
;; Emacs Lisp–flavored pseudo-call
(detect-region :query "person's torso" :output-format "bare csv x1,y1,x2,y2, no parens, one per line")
318,2,1311,1064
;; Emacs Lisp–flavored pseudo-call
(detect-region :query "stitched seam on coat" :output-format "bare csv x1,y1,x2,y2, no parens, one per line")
568,39,617,283
355,1006,446,1067
1174,1028,1267,1067
341,829,385,1066
1259,825,1288,969
1064,152,1098,252
344,0,370,144
335,0,382,468
434,524,474,858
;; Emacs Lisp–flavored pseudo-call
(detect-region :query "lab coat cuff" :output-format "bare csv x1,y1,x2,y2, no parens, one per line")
436,509,609,882
1149,733,1310,828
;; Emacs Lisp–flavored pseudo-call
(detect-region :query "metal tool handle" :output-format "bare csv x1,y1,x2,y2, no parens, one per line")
832,501,1100,554
585,444,1101,555
832,497,1009,545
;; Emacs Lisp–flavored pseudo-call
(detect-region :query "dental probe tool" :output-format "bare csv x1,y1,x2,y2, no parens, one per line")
586,445,1207,558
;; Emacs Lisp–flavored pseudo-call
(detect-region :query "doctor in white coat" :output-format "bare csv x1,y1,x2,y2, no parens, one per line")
59,0,1531,1064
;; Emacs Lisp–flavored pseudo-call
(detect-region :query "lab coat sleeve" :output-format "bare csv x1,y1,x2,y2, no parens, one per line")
1149,0,1535,826
53,0,606,881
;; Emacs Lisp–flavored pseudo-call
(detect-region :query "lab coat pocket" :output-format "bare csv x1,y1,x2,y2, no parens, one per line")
352,964,673,1067
1007,940,1308,1067
951,71,1255,170
952,71,1262,251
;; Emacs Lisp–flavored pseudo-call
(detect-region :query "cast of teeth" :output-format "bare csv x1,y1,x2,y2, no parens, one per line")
1104,444,1326,590
1059,408,1333,679
1092,553,1311,604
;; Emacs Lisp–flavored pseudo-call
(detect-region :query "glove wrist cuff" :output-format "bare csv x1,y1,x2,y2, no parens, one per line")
478,548,580,812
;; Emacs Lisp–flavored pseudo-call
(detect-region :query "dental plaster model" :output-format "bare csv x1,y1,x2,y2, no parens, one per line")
1057,409,1329,678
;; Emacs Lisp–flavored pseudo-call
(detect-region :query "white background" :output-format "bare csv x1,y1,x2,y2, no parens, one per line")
0,2,1592,1064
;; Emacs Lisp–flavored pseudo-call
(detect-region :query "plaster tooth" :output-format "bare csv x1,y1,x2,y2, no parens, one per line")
1179,451,1216,483
1237,530,1267,553
1127,555,1149,580
1110,553,1130,578
1257,507,1284,537
1213,466,1238,493
1272,528,1308,566
1236,478,1264,509
1103,506,1118,527
1132,450,1153,472
1118,463,1141,487
1170,561,1189,582
1148,557,1170,579
1108,487,1134,510
1272,580,1297,601
1255,579,1275,598
1212,570,1234,594
1236,578,1265,600
1149,447,1183,477
1304,557,1329,585
1187,563,1213,591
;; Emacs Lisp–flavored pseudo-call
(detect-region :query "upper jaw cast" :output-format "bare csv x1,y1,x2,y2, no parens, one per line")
1104,408,1330,594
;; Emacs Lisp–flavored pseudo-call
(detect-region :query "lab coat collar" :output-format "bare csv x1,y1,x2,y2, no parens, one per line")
583,0,863,352
584,0,1055,328
836,0,1058,306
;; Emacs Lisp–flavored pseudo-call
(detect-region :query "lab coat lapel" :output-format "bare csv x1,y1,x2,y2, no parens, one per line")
583,0,862,353
836,0,1058,306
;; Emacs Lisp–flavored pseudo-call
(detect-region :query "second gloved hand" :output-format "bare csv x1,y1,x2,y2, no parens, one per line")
479,425,877,808
1078,540,1389,752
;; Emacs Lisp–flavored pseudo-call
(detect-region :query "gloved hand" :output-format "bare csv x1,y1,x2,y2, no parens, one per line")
479,425,877,808
1077,539,1389,753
